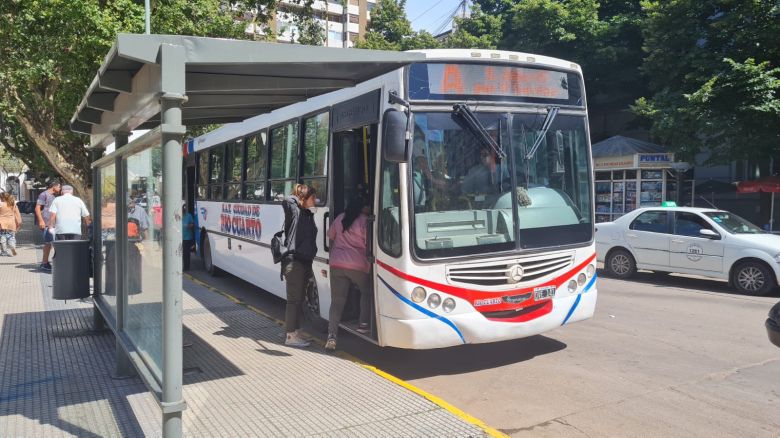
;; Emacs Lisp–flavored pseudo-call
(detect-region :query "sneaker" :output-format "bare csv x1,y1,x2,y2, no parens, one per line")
294,329,311,342
356,323,370,334
284,332,310,348
40,262,52,271
0,252,8,257
325,337,336,352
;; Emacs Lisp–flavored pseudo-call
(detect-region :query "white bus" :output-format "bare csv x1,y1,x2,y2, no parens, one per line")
187,49,597,349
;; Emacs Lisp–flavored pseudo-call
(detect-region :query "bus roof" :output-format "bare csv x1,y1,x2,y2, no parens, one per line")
407,49,582,73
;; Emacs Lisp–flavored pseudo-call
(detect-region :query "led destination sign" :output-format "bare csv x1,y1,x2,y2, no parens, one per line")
408,62,583,105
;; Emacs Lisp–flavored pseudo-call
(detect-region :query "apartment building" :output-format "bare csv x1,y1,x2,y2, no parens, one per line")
245,0,378,48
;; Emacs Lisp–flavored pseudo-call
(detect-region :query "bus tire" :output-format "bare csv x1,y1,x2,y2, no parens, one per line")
304,275,328,333
201,233,222,277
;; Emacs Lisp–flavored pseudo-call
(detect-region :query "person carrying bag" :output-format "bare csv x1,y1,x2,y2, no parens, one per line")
275,184,318,348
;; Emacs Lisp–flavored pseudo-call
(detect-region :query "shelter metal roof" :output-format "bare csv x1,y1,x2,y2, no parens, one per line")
591,135,666,158
70,34,425,148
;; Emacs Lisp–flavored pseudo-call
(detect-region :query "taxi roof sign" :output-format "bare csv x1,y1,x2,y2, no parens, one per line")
661,201,677,207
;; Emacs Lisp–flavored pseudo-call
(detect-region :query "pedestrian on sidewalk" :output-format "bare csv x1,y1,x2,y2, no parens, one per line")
281,183,318,348
325,196,372,351
35,179,61,270
182,202,195,271
0,192,23,256
48,185,91,241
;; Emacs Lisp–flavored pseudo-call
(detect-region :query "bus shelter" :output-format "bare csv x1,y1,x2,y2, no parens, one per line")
70,34,423,437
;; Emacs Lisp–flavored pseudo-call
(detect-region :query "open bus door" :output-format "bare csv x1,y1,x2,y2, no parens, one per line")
328,91,381,342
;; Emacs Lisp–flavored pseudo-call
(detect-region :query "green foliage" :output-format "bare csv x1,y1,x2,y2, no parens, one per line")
0,0,255,196
287,0,325,46
637,0,780,163
356,0,440,51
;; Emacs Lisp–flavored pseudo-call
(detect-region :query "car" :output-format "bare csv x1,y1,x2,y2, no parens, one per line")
768,301,780,348
595,205,780,295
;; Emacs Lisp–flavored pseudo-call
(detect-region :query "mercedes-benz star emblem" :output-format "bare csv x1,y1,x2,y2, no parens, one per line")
507,264,524,284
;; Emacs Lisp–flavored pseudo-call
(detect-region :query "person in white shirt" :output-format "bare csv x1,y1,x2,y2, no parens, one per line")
48,185,91,240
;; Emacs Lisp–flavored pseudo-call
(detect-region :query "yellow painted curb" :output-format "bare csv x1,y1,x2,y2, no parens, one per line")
183,273,507,438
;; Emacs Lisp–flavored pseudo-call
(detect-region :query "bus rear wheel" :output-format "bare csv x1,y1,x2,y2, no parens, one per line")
201,233,221,276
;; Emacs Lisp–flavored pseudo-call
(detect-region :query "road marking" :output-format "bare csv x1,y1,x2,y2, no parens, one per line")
184,273,508,438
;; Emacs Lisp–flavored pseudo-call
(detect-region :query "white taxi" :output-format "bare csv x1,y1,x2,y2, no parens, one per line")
596,205,780,295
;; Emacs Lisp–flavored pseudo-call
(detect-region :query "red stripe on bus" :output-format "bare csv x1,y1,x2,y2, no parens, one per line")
375,253,596,309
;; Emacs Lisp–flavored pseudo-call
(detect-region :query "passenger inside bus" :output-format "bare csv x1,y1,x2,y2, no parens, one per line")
326,196,372,351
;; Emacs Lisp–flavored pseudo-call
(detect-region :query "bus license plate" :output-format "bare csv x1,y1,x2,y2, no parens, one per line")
534,286,556,301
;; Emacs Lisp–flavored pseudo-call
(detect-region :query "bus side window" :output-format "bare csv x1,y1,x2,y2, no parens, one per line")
378,159,401,257
197,152,208,199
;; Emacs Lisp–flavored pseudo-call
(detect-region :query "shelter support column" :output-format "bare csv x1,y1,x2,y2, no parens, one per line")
159,43,187,438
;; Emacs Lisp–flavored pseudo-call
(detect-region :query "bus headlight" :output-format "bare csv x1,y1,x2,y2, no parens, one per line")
577,273,587,286
442,298,456,313
567,280,577,293
586,264,596,278
411,287,426,303
427,293,441,309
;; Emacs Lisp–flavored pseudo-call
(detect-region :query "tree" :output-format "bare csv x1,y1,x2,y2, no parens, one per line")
0,0,268,204
286,0,325,46
636,0,780,163
356,0,440,51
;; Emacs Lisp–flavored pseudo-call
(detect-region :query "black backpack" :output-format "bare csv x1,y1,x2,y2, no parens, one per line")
270,229,286,264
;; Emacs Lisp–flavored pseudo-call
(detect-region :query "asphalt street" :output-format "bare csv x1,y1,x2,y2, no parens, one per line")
187,258,780,437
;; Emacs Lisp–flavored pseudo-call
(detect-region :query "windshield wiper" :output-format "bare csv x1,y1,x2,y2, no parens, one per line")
525,106,559,160
452,103,506,160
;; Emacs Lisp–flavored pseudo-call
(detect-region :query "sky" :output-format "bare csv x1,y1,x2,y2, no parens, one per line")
405,0,466,35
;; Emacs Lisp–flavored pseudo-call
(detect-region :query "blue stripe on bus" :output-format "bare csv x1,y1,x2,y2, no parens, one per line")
562,274,597,325
377,275,465,344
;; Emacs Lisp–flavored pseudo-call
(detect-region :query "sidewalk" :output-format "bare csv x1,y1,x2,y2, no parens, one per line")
0,241,489,437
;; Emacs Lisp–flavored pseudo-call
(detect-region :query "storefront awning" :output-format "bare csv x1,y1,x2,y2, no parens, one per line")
70,34,425,148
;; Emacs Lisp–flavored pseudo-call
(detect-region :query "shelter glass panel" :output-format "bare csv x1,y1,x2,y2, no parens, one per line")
99,163,118,316
123,146,164,380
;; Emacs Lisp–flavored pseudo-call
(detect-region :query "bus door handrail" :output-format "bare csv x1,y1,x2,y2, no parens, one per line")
323,211,330,252
366,213,375,263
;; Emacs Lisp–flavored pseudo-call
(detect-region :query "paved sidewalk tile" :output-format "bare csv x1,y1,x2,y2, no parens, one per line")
0,241,487,437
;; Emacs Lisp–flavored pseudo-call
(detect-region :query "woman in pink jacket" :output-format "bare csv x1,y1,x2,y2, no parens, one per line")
326,197,371,351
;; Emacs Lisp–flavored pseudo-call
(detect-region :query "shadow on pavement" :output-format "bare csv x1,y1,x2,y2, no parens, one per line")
185,255,568,379
598,269,780,298
349,334,567,380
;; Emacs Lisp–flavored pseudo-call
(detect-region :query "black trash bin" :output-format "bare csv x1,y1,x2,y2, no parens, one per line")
52,240,91,300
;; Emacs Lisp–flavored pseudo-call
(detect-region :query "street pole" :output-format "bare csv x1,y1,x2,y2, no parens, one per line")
145,0,151,34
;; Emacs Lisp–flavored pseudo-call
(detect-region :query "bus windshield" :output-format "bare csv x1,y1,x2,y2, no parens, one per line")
411,111,592,258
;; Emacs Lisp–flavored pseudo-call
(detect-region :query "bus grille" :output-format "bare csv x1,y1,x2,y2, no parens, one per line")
446,253,574,287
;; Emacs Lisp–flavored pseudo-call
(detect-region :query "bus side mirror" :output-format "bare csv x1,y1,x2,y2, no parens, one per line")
383,109,409,163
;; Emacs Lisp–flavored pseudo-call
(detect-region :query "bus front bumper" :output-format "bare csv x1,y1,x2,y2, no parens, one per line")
379,289,597,349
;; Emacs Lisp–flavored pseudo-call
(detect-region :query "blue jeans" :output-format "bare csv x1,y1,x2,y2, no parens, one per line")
0,230,15,253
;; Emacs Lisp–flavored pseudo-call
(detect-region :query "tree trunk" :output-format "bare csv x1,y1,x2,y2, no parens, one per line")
15,114,93,211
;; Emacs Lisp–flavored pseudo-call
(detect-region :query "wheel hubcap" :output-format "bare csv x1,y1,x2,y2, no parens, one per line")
738,267,764,291
611,254,630,275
